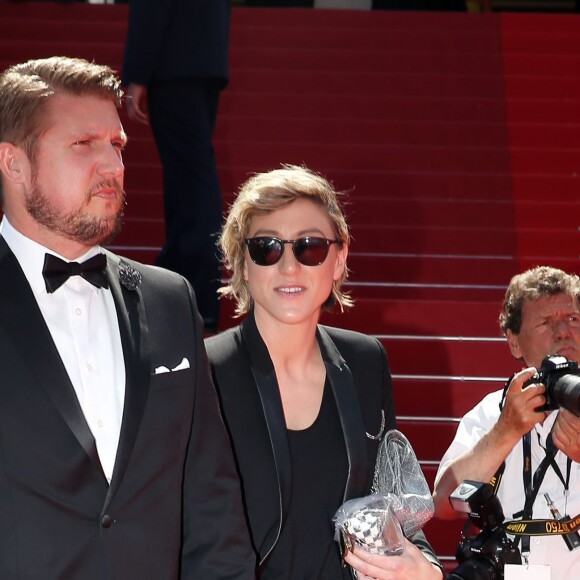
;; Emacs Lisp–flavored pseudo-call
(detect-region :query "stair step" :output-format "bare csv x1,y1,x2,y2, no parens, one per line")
501,12,580,32
505,98,580,124
504,75,580,99
225,69,506,99
232,7,499,29
350,226,578,259
215,117,511,147
423,516,466,561
321,298,507,336
124,190,578,230
347,255,579,285
219,91,508,122
230,26,503,53
213,141,580,175
215,115,580,150
380,336,516,378
399,418,459,462
124,161,580,202
393,377,505,418
505,53,580,77
0,19,127,43
201,297,510,336
1,2,127,22
0,41,123,72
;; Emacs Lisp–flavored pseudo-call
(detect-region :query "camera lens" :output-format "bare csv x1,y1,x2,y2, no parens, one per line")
551,373,580,415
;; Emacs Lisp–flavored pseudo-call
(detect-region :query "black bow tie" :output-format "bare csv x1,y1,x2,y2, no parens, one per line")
42,253,109,294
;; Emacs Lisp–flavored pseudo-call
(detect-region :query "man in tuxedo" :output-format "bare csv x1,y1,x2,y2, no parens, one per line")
0,56,255,579
122,0,229,330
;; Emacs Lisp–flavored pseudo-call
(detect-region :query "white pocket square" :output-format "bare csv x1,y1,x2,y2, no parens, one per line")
154,357,190,374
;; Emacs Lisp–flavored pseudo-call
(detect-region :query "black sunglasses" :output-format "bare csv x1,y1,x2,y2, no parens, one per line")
244,236,341,267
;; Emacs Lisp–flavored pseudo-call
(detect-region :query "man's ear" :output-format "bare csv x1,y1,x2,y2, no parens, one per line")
0,142,28,184
506,329,524,361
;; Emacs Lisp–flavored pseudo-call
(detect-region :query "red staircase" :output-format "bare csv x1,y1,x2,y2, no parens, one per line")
1,2,578,569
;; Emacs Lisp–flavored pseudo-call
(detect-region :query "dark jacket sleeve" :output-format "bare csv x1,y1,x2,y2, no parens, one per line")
180,284,256,579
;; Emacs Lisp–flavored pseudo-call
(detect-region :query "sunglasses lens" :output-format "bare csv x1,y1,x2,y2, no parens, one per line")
294,238,330,266
247,238,283,266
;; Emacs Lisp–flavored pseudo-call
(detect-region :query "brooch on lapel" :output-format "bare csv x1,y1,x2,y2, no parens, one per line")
119,262,142,292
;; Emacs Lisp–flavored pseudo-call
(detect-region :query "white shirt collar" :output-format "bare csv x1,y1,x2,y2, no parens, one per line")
0,217,101,296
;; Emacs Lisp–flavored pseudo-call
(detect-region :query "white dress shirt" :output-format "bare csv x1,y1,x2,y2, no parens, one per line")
438,390,580,579
1,218,125,483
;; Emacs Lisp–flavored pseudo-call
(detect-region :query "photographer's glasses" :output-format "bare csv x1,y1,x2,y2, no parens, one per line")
244,236,340,267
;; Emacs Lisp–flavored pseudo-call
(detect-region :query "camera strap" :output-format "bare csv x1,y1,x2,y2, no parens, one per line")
503,429,572,553
516,431,556,552
501,514,580,537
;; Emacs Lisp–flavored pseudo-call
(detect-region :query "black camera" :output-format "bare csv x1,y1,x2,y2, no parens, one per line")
523,355,580,416
446,481,521,580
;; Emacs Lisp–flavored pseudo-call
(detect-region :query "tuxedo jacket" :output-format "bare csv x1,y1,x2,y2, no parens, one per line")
205,312,440,572
0,238,255,580
122,0,230,85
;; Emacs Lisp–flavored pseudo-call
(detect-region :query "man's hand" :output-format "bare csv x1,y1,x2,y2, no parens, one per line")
433,367,544,519
552,408,580,461
125,83,149,125
343,540,443,580
496,367,547,439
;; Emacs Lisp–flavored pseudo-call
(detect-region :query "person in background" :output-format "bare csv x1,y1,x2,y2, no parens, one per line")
122,0,229,330
0,55,255,579
433,266,580,578
205,165,443,579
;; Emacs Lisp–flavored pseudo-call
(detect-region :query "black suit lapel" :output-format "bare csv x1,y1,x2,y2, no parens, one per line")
317,326,368,502
0,238,104,475
103,254,151,503
238,315,369,558
240,313,292,566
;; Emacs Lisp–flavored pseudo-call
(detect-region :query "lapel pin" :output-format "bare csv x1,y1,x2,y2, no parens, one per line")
119,263,142,292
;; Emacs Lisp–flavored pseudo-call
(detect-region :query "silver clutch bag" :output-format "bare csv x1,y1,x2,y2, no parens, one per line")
334,429,434,558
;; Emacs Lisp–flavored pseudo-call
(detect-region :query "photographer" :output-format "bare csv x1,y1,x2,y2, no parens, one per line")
433,266,580,577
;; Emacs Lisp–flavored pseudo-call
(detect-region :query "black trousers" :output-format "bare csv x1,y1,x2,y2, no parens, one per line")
148,79,223,324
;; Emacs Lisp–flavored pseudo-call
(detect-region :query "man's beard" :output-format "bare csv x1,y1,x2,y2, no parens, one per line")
25,180,125,246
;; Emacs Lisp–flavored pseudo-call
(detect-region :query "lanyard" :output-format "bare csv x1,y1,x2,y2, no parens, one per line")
516,429,571,553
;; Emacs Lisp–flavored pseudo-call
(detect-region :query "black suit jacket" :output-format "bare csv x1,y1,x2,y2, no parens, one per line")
0,238,255,579
122,0,230,85
205,312,440,573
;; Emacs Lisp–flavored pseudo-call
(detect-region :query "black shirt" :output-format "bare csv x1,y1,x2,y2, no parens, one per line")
262,380,349,579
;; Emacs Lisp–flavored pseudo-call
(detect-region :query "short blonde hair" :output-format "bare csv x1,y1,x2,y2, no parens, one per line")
219,165,353,316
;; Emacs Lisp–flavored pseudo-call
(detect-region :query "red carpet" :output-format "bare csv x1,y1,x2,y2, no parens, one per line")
1,2,578,567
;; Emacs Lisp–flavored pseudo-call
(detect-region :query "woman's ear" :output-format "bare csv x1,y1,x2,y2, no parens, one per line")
333,242,348,281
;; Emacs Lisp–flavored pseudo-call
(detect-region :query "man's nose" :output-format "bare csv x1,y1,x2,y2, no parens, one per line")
554,318,572,339
98,143,125,177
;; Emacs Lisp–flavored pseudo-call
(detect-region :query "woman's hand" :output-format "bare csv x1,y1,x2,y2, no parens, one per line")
343,539,443,580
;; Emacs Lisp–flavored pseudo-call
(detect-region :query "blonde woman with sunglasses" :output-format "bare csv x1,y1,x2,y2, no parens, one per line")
205,165,443,580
